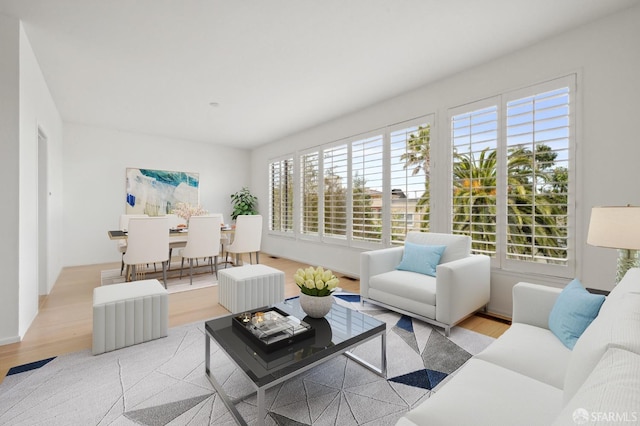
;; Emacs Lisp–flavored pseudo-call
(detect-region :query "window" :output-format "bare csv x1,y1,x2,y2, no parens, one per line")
268,157,293,233
282,115,434,247
300,152,319,236
351,135,383,243
323,144,348,239
450,75,575,276
451,104,498,257
505,86,571,265
389,122,432,244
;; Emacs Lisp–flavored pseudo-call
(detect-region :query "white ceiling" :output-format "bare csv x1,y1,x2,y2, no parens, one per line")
1,0,638,149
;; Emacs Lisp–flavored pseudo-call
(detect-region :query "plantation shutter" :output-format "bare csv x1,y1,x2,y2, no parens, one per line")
268,157,293,233
300,151,319,236
504,84,571,266
451,104,498,257
389,121,432,244
323,144,348,239
450,75,575,276
351,134,383,243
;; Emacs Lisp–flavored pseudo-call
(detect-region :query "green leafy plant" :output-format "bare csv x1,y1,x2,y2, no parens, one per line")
230,187,258,220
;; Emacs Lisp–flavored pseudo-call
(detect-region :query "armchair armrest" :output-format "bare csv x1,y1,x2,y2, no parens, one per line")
360,246,404,298
435,255,490,325
511,282,561,329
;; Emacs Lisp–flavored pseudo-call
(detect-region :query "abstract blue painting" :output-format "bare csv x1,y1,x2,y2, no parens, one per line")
125,168,199,216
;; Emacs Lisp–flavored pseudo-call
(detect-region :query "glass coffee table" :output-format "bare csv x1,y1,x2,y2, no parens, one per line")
204,297,387,426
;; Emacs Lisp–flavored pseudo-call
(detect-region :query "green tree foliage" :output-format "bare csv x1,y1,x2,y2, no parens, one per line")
301,155,319,234
352,174,382,241
324,170,347,237
399,125,432,235
452,143,568,263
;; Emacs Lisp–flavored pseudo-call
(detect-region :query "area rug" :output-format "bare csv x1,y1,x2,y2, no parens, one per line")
0,295,495,425
101,261,221,294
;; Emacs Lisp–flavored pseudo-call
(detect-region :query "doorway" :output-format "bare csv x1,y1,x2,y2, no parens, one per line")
38,128,48,295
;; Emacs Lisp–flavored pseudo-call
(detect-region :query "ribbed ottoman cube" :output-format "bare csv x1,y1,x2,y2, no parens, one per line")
218,264,285,313
93,279,168,355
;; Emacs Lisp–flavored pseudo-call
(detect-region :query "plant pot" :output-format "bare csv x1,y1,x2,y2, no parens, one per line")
299,293,334,318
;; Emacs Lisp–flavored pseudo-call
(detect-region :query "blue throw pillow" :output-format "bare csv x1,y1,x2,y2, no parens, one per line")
396,242,446,277
548,278,606,350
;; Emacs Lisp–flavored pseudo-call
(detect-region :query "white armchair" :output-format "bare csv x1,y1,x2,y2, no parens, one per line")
360,232,490,336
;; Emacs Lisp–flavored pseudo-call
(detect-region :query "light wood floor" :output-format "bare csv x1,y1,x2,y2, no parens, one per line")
0,253,510,383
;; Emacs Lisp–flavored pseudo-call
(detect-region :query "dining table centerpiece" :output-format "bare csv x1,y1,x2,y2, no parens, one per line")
171,202,207,226
294,266,340,318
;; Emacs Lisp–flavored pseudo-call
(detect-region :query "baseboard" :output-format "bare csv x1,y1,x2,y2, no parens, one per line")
0,335,21,346
476,311,512,325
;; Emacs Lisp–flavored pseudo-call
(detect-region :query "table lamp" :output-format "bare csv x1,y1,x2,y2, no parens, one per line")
587,205,640,284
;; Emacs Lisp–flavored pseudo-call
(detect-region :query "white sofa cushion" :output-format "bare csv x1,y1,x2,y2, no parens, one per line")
554,348,640,426
369,270,437,305
563,292,640,404
601,268,640,311
402,358,563,426
474,323,571,389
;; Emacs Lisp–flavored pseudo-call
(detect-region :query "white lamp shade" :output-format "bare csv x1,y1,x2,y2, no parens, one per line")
587,206,640,250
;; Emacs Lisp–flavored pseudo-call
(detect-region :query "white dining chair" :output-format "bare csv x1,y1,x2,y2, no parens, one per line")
219,213,231,251
117,214,148,275
166,213,187,268
225,215,263,266
123,217,170,287
178,214,222,285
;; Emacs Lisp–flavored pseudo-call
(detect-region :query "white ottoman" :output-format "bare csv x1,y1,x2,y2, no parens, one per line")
93,279,168,355
218,264,285,313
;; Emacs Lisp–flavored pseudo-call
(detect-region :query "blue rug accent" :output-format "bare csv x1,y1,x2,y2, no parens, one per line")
390,369,431,390
426,369,448,389
7,357,56,376
334,294,360,303
390,368,448,390
396,315,414,333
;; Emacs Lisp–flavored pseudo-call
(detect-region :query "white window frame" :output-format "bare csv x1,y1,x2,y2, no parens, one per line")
387,116,435,245
268,155,295,236
448,75,576,278
298,148,321,242
347,130,385,250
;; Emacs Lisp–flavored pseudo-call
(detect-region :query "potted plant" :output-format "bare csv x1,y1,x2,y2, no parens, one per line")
294,266,340,318
230,187,258,220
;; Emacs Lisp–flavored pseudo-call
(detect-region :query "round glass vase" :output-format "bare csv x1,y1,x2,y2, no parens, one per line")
299,293,334,318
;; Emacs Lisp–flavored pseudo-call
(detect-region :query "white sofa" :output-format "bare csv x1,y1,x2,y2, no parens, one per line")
397,268,640,426
360,232,490,336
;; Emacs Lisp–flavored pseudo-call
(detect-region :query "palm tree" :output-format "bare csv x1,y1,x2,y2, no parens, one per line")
399,125,432,233
452,148,498,255
452,144,568,263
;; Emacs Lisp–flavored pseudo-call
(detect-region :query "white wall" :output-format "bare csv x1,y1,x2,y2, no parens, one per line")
18,23,64,336
0,16,64,345
62,123,251,266
0,14,21,345
252,5,640,316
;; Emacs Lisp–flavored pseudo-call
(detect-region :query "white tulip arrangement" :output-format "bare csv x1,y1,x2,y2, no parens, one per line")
294,266,340,297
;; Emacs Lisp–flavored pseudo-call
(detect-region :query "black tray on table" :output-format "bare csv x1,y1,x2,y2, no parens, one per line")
232,307,315,353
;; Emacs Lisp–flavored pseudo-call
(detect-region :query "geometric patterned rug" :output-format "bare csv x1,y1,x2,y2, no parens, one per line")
0,294,495,425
